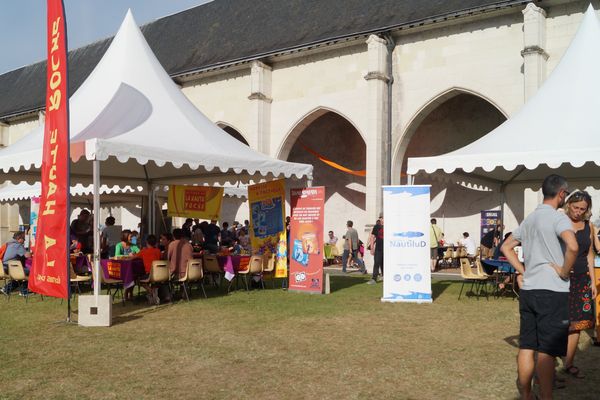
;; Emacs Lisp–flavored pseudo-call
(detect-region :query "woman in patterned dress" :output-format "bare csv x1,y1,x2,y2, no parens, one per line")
562,191,597,378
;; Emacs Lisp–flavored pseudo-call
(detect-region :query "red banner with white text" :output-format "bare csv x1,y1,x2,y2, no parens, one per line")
28,0,70,298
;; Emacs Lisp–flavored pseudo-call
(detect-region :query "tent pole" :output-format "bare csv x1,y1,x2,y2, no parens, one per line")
500,183,506,230
93,159,101,303
148,184,154,234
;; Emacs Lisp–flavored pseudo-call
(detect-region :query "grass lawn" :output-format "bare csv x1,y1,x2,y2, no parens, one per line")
1,276,598,400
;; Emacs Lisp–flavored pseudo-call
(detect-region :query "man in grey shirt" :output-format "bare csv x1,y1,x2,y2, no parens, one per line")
502,174,578,400
341,220,365,273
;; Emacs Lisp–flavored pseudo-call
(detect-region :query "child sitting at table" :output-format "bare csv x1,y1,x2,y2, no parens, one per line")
133,234,161,304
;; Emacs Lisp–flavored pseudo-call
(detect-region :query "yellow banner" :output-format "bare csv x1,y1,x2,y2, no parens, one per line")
248,179,287,278
167,185,224,220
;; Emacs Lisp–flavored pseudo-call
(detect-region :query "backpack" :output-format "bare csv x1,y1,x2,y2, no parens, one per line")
0,243,8,263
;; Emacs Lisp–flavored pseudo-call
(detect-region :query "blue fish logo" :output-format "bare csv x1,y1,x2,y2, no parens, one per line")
393,231,424,238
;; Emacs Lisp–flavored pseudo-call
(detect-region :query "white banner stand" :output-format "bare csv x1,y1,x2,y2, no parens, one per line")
381,185,432,303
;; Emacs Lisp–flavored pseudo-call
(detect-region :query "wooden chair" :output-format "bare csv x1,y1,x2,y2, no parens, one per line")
458,258,488,300
91,262,125,306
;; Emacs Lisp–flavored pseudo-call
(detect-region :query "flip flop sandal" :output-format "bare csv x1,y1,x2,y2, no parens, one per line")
564,365,585,379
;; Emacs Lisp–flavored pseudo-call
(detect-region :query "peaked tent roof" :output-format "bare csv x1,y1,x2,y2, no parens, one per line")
0,11,312,186
0,0,530,120
407,5,600,184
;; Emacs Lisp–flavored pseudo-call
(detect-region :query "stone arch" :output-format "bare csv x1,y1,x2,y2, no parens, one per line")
277,106,365,161
216,121,249,146
391,87,508,184
279,107,368,238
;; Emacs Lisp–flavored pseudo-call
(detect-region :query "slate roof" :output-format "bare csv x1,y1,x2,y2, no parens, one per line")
0,0,531,121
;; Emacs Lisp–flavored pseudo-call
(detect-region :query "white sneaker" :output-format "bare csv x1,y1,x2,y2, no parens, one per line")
366,279,376,285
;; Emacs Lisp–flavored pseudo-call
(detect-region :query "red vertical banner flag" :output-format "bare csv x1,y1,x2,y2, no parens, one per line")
29,0,70,298
289,187,325,293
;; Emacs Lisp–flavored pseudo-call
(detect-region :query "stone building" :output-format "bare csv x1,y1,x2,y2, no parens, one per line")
0,0,594,246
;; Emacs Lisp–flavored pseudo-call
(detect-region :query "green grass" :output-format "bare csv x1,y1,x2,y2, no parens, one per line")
0,276,598,399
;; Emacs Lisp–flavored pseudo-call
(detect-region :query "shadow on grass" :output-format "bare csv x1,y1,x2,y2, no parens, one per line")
431,280,454,300
330,275,368,292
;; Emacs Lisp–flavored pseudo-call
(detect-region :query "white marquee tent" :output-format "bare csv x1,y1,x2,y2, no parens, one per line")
407,5,600,187
0,10,312,305
0,10,313,187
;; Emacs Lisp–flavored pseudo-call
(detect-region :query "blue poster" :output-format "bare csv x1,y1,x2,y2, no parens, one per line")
251,197,284,238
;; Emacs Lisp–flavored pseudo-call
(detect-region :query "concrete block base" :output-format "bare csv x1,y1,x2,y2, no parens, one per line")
78,295,112,327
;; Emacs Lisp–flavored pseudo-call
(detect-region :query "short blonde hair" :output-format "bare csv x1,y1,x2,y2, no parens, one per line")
564,191,593,221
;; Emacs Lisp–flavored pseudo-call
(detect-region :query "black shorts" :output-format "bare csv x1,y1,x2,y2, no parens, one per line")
519,289,569,357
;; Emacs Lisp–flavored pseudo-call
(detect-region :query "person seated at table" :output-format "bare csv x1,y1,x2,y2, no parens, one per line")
168,228,193,280
133,234,161,303
480,224,503,259
115,230,140,257
237,229,250,252
191,225,205,248
70,232,82,254
159,232,173,260
458,232,476,258
1,231,32,296
327,231,338,246
493,232,512,260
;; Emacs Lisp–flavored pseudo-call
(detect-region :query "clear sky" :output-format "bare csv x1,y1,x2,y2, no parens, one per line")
0,0,213,75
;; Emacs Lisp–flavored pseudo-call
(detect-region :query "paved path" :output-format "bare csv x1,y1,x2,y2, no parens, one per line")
324,264,463,281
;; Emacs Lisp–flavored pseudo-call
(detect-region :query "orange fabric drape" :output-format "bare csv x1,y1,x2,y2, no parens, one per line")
299,143,366,177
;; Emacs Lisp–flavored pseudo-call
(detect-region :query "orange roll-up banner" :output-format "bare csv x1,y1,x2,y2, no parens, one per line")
28,0,70,298
289,187,325,293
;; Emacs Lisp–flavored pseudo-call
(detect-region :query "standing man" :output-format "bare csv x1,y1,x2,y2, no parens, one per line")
430,218,443,272
501,174,578,400
341,220,365,273
204,220,221,253
367,214,384,284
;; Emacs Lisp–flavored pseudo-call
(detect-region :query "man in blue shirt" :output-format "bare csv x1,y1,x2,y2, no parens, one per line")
2,231,31,296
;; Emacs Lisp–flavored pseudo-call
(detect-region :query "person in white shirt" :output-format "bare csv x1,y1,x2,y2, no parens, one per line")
458,232,476,257
327,231,338,246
